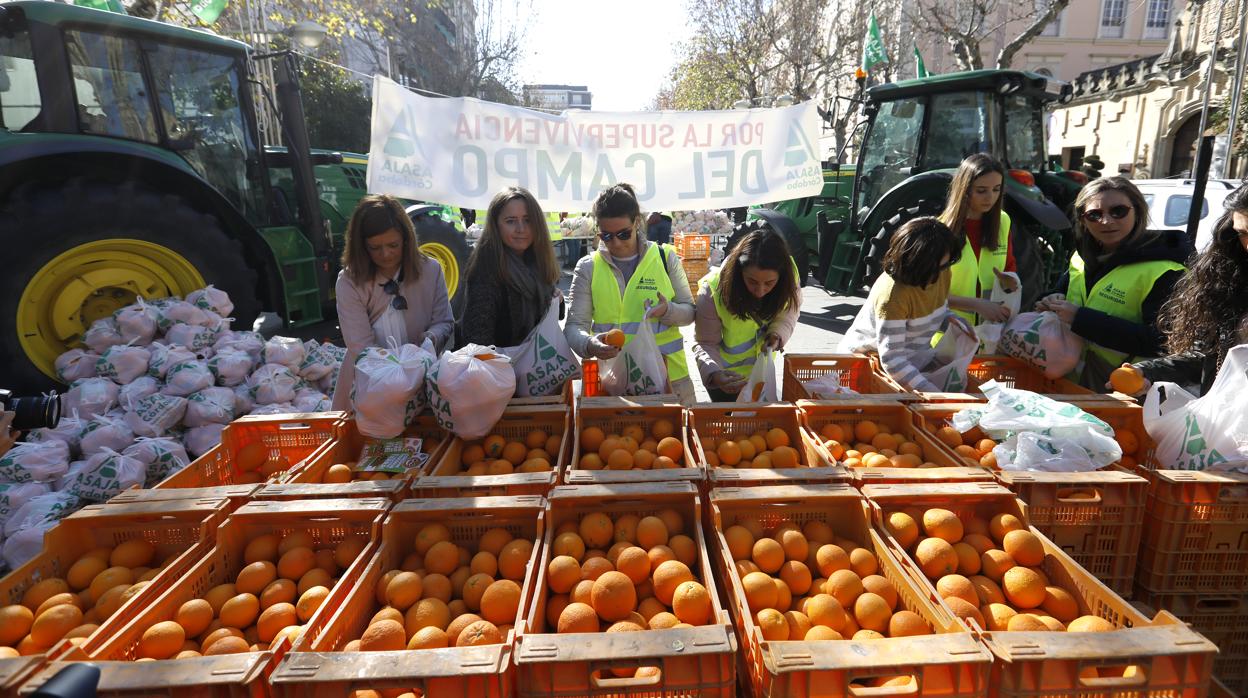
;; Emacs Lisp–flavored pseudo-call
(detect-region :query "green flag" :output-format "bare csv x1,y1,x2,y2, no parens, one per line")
861,14,889,72
190,0,229,24
914,43,930,78
73,0,126,14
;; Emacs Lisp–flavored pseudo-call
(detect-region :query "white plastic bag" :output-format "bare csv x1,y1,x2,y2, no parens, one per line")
163,358,213,396
293,388,331,412
972,271,1022,354
55,349,100,383
63,377,119,419
232,384,256,414
166,323,216,352
123,392,188,437
0,440,70,483
297,341,336,381
265,336,306,369
951,380,1122,472
186,284,234,317
425,343,515,440
499,293,580,397
1142,344,1248,472
164,300,214,327
62,448,145,503
184,424,225,457
95,344,151,384
124,437,191,488
738,348,778,402
3,492,80,569
352,340,433,438
601,311,669,397
148,342,196,379
999,311,1084,380
0,482,50,523
208,348,254,387
79,414,136,455
924,319,979,392
115,299,159,346
184,387,236,426
119,375,161,406
84,318,124,353
248,402,295,416
247,363,299,405
215,331,265,363
803,373,859,398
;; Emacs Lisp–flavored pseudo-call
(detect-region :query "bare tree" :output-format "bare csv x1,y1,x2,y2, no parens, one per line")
769,0,831,101
996,0,1071,68
905,0,1068,71
686,0,784,103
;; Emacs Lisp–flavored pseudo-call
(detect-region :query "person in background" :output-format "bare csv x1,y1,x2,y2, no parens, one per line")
938,153,1019,326
460,187,561,348
564,183,696,402
840,217,972,391
1035,176,1189,389
332,195,455,410
646,211,673,245
1130,183,1248,395
0,412,18,459
694,226,801,401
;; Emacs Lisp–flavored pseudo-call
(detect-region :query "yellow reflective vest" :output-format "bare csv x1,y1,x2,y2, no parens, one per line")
1066,252,1185,367
949,211,1012,326
590,244,689,383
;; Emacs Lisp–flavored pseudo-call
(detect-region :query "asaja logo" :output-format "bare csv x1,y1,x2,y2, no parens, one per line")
383,104,427,160
537,334,558,361
784,122,817,167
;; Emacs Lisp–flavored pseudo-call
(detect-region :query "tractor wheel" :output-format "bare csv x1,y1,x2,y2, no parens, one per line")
863,199,945,284
0,179,261,392
410,213,471,318
724,217,810,287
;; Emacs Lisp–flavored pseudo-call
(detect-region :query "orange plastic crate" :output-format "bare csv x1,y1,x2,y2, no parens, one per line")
865,482,1217,698
564,399,700,486
1069,400,1161,474
515,482,737,697
24,499,388,698
415,406,569,497
782,354,907,401
1134,591,1248,696
708,484,992,697
108,484,260,506
508,380,575,407
282,414,449,487
799,400,989,487
270,495,545,697
690,403,851,488
0,498,228,696
673,233,712,260
1136,469,1248,595
913,356,1101,402
155,413,343,489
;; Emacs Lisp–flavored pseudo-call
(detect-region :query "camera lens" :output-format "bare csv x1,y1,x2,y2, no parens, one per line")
5,394,60,431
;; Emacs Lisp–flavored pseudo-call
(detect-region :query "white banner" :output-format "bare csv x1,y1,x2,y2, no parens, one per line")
366,76,825,212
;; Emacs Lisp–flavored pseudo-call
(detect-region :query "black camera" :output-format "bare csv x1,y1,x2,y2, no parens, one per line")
0,389,61,431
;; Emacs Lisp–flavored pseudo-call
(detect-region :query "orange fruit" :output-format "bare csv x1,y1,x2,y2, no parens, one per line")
1003,530,1045,567
716,441,742,466
461,444,485,467
806,626,843,640
579,453,604,470
936,426,963,448
968,575,1006,607
407,626,449,650
557,602,599,633
814,544,850,577
525,429,548,450
256,602,297,642
203,636,250,656
756,608,789,640
962,533,995,555
553,532,586,561
88,567,134,602
805,594,847,630
653,437,682,462
1041,586,1080,623
547,556,582,594
989,513,1024,542
853,421,879,443
784,610,813,640
219,593,260,629
852,592,891,632
483,435,506,459
632,450,655,469
915,538,958,579
1007,613,1050,632
445,613,484,644
1067,615,1115,632
30,604,83,647
860,575,897,610
1116,429,1139,455
501,441,527,466
751,538,785,573
982,603,1016,631
825,569,864,608
580,556,614,581
1109,366,1144,394
66,557,108,592
936,575,979,607
297,586,330,623
922,509,964,543
1002,567,1046,609
765,428,790,449
498,539,533,581
580,427,605,454
603,329,626,347
478,528,514,557
778,561,813,596
590,571,636,622
360,619,407,651
235,561,277,596
820,423,845,441
741,571,778,612
849,548,878,577
277,547,316,581
606,449,634,469
0,605,34,647
323,464,352,483
385,572,424,610
636,516,669,549
203,583,238,615
672,581,712,625
668,535,697,567
944,597,986,628
615,547,651,585
480,580,521,626
771,446,799,468
980,550,1016,582
888,610,930,637
174,599,214,638
884,512,920,549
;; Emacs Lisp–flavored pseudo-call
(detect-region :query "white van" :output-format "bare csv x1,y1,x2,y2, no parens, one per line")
1132,179,1240,251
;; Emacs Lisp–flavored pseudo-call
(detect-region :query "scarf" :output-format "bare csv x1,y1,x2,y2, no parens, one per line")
504,247,552,335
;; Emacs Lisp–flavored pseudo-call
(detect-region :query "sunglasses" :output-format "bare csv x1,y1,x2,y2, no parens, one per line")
598,226,634,242
381,278,408,311
1080,205,1133,223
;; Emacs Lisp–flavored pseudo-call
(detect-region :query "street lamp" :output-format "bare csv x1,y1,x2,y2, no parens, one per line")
288,20,328,49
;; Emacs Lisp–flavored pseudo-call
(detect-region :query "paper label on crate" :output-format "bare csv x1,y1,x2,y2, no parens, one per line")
355,438,426,473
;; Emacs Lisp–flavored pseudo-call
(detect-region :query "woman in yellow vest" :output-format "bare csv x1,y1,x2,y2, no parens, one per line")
564,183,697,402
693,226,802,401
1035,177,1191,388
939,154,1019,328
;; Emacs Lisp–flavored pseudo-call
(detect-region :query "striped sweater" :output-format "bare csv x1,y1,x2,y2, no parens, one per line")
839,270,953,392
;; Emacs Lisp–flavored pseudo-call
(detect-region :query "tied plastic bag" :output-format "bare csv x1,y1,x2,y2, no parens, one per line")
63,377,119,419
184,387,236,426
951,380,1122,472
425,343,514,440
1143,344,1248,472
164,300,215,327
184,424,225,457
803,373,859,398
298,341,336,381
318,365,341,397
26,411,86,457
79,414,136,455
123,392,187,437
3,492,81,569
84,317,124,353
500,293,581,397
215,331,265,363
148,342,196,379
248,364,299,405
265,336,306,369
233,384,256,414
0,482,50,524
163,359,213,396
186,284,234,317
115,299,159,345
293,388,331,412
95,344,151,384
55,349,99,383
0,440,70,483
248,403,295,416
124,437,191,488
166,323,216,351
208,348,254,387
601,310,669,397
972,271,1022,354
62,448,146,503
737,348,778,402
999,312,1084,380
352,340,434,438
119,376,161,406
923,319,979,392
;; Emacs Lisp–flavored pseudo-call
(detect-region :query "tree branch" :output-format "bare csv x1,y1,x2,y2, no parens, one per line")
996,0,1070,68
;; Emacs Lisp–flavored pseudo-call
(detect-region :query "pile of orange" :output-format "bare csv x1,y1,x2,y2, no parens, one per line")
816,421,940,469
0,539,172,657
931,423,1000,469
344,522,533,658
545,510,712,678
131,531,366,660
698,427,800,469
577,420,684,471
458,430,560,475
883,507,1117,635
233,441,294,484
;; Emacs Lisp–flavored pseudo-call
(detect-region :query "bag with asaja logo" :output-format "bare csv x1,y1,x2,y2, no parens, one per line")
601,301,669,397
1143,344,1248,472
999,311,1083,380
500,291,581,397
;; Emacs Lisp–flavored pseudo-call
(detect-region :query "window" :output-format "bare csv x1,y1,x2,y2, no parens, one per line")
1144,0,1171,39
65,31,158,142
1003,95,1046,172
1163,195,1209,226
1037,1,1062,37
0,29,41,131
923,91,996,170
857,97,925,211
1100,0,1126,38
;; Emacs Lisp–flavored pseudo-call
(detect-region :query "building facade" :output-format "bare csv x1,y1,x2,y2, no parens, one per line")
523,84,593,111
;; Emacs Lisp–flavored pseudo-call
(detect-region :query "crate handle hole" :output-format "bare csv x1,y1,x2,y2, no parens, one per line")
590,667,662,688
1193,598,1242,612
1078,665,1147,687
847,674,919,696
278,423,313,430
1056,488,1102,504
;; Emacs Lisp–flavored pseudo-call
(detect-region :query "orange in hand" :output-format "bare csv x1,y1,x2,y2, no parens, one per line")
604,329,626,348
1109,365,1144,394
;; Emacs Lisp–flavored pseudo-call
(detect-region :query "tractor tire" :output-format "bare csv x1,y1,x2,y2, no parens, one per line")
863,198,944,284
724,217,810,287
410,213,471,318
1012,225,1049,311
0,179,261,392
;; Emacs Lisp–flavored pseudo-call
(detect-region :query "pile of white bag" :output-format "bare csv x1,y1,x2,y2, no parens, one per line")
671,210,734,236
0,285,347,571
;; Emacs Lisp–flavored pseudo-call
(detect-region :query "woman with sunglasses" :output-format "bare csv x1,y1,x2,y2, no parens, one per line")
939,154,1020,328
331,194,455,410
460,187,561,348
694,225,801,401
564,183,697,402
1035,176,1190,389
1129,183,1248,395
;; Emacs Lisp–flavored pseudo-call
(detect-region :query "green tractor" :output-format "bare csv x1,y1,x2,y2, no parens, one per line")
0,1,470,391
740,70,1087,308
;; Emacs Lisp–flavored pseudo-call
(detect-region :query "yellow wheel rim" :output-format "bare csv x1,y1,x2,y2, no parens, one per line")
420,242,460,300
18,240,205,380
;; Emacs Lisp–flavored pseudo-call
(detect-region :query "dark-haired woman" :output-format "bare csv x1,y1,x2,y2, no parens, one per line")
460,186,561,347
332,195,455,410
840,217,970,391
564,183,696,402
939,153,1019,325
1035,176,1189,388
694,226,802,401
1131,183,1248,395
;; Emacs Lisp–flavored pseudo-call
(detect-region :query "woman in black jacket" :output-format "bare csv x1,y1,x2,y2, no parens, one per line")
1132,183,1248,394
